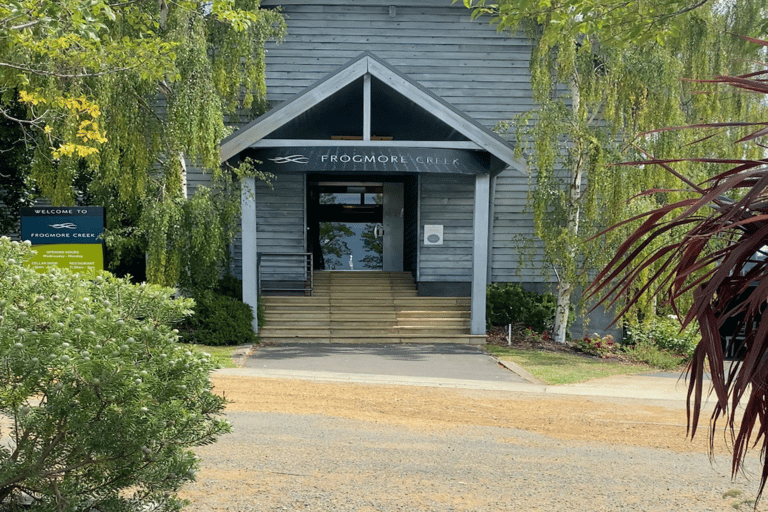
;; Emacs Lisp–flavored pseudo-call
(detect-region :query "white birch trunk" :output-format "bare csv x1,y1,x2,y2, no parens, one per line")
179,152,188,199
552,76,585,344
554,280,573,344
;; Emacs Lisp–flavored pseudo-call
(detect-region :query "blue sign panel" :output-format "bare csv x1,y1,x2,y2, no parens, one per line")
20,207,105,245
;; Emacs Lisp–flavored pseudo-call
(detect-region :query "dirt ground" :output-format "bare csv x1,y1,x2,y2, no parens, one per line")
177,375,766,511
213,376,708,452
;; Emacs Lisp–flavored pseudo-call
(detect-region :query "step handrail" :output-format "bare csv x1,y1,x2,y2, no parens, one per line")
257,252,313,296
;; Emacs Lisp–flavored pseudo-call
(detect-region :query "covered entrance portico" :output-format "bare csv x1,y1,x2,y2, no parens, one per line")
220,52,522,336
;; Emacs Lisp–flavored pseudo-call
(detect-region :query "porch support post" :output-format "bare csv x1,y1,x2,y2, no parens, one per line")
241,177,259,334
471,173,490,335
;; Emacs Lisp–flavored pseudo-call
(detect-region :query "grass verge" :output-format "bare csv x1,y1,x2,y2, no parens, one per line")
485,345,653,385
186,344,239,369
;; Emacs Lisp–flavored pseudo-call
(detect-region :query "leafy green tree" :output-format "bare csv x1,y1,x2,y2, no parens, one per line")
461,0,767,343
0,102,34,235
0,237,230,511
0,0,285,284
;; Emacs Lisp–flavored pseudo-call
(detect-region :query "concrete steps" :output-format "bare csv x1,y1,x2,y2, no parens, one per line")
258,271,483,344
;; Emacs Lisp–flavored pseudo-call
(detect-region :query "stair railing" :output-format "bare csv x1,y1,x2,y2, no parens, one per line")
257,252,313,296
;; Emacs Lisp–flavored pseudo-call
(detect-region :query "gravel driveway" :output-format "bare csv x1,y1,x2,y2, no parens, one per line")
178,376,764,511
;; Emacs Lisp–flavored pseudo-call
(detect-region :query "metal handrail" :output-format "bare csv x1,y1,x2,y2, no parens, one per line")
257,252,313,296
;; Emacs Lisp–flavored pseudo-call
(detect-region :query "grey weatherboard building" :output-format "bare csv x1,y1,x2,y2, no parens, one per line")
196,0,614,338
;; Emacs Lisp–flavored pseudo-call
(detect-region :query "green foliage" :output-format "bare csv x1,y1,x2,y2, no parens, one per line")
216,274,244,301
624,316,699,359
587,38,768,501
0,0,285,285
1,0,286,184
463,0,768,342
141,171,244,290
573,333,616,358
621,341,688,370
180,289,256,347
185,344,238,370
486,283,557,332
460,0,767,48
0,103,35,236
0,237,230,511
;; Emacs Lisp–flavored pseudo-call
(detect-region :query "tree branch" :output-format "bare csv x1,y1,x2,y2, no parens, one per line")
10,19,41,30
0,106,39,126
0,61,143,79
661,0,711,21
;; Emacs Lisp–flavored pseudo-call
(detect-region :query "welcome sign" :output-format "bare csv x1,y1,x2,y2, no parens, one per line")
20,207,105,279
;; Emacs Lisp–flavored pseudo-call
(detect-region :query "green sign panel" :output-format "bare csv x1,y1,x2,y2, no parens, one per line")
25,244,104,279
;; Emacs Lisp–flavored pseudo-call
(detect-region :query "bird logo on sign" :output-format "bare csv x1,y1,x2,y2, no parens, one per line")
268,155,309,164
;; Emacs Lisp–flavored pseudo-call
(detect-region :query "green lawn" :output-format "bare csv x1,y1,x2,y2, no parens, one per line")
485,345,652,385
186,344,239,369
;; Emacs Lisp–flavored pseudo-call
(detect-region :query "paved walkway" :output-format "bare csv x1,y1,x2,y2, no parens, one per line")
218,343,712,404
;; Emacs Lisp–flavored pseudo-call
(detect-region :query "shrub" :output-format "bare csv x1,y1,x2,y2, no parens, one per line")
486,282,557,332
624,315,699,360
621,341,688,370
573,334,616,358
0,237,231,511
180,289,256,346
215,274,243,301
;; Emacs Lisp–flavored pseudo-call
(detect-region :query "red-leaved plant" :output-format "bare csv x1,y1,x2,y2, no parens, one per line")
588,36,768,500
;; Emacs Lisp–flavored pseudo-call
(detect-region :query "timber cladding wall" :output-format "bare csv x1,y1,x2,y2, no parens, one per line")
419,174,474,282
259,0,535,130
492,169,551,284
229,174,306,282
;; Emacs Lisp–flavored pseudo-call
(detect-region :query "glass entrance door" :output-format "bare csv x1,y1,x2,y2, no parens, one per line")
308,181,404,271
320,221,382,270
309,183,382,271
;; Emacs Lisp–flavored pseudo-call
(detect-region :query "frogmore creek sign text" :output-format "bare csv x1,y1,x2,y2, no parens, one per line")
20,207,105,279
251,147,491,174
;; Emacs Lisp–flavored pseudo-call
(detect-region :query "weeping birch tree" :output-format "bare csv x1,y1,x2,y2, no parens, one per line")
0,0,285,287
461,0,767,343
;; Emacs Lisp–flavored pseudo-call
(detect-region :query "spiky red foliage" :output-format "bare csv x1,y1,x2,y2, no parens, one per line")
588,38,768,499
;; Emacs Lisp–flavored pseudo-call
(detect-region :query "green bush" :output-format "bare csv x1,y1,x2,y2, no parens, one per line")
573,334,616,358
621,341,688,370
0,237,230,511
181,289,256,346
486,282,557,332
624,315,699,360
215,274,243,301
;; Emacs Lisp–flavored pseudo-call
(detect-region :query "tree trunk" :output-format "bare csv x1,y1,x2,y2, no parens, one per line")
179,152,188,199
552,75,585,344
553,280,573,344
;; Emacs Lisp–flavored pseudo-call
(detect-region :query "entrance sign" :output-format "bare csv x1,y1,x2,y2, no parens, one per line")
253,147,491,174
20,207,105,279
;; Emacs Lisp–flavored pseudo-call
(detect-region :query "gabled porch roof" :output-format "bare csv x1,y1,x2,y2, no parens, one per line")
219,52,526,175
